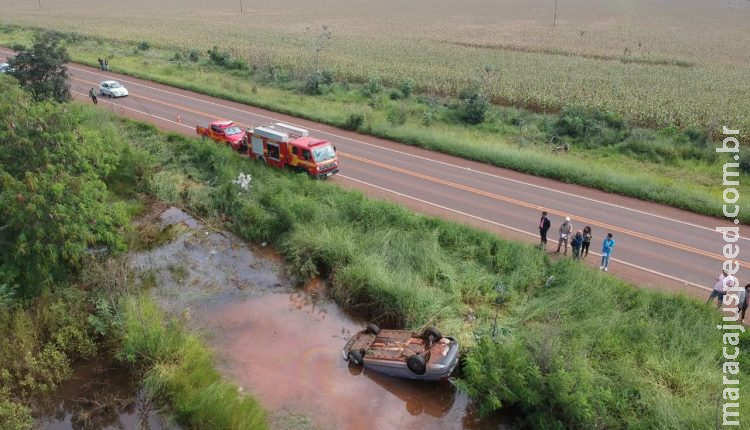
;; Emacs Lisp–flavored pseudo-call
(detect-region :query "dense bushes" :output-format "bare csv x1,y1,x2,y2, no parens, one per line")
0,76,128,296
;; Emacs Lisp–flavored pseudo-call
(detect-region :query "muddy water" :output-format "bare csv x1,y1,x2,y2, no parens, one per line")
34,360,177,430
138,208,509,430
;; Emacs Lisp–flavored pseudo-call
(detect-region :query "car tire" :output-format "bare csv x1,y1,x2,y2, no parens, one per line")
347,350,363,365
422,327,441,342
406,354,427,376
365,323,381,336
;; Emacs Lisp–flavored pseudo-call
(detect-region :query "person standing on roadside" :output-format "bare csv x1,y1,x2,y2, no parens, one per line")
581,226,592,259
104,59,109,71
571,230,583,260
707,270,728,306
538,211,551,249
89,87,98,105
599,233,615,271
739,283,750,321
556,217,573,255
98,57,104,70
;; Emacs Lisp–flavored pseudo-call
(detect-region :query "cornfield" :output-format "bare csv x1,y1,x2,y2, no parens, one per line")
2,0,749,134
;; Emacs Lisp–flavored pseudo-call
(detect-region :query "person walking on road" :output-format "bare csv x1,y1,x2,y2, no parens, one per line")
556,217,573,255
599,233,615,271
706,270,728,307
571,230,583,260
89,87,98,105
581,226,592,259
538,211,551,249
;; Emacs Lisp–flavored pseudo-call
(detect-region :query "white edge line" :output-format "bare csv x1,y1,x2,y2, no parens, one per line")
67,87,713,293
5,49,725,238
338,174,712,293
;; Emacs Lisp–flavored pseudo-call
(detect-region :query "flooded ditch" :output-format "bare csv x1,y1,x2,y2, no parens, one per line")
34,359,177,430
130,207,511,430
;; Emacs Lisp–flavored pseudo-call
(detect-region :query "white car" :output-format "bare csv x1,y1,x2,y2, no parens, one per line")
0,63,11,73
99,80,129,97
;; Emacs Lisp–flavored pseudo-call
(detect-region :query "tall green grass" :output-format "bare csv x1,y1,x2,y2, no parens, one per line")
120,295,267,430
116,116,746,428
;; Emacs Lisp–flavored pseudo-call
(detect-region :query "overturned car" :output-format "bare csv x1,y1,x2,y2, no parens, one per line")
342,324,459,381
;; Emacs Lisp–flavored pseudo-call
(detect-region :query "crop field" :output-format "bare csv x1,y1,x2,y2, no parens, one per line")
1,0,749,135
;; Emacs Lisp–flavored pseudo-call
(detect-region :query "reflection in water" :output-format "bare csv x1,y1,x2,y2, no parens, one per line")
138,207,511,430
34,360,177,430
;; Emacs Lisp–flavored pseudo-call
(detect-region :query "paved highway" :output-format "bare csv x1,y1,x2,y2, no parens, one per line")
4,51,746,297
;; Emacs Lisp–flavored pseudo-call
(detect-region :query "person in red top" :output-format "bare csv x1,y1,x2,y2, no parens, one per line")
538,211,551,249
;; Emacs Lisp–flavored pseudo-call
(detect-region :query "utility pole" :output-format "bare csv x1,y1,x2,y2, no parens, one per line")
553,0,558,27
240,0,243,13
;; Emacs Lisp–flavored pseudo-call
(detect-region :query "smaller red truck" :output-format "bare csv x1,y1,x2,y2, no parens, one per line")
196,120,246,150
197,120,339,178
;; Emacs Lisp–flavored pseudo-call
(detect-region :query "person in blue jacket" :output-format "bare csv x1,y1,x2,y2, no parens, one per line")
599,233,615,271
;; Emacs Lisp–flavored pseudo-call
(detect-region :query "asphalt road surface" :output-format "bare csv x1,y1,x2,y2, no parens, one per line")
3,51,746,298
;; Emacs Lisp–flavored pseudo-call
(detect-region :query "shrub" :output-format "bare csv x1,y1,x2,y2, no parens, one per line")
361,76,382,98
187,50,200,62
343,113,364,130
207,45,231,67
303,71,323,95
137,41,151,51
400,80,413,98
388,89,402,100
458,87,489,124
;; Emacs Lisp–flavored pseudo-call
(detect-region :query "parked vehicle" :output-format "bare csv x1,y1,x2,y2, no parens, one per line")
0,63,11,74
99,80,129,97
197,120,339,179
342,324,459,381
196,119,246,149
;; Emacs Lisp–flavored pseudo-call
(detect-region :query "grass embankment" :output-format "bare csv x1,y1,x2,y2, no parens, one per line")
2,71,747,428
117,109,749,428
0,75,266,429
1,25,747,221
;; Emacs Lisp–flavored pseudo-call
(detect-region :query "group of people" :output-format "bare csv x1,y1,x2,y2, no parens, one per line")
97,57,110,71
538,211,615,271
706,270,750,321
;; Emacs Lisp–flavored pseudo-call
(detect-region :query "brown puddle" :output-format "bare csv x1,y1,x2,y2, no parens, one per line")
139,207,511,430
34,360,178,430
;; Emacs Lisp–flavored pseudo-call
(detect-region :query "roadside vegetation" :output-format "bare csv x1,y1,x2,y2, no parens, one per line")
115,97,747,427
0,73,266,429
1,42,748,428
1,24,748,221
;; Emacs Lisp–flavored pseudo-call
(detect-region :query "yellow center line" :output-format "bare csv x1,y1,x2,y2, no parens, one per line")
74,76,746,268
341,151,749,268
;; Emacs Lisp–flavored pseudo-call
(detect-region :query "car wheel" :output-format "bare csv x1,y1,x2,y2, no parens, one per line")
365,323,381,336
406,354,427,376
347,350,363,365
421,327,441,342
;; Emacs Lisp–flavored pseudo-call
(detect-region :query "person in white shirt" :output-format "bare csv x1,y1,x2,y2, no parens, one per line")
706,270,727,307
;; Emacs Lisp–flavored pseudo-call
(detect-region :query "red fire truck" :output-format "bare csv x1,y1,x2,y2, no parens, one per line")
197,120,339,179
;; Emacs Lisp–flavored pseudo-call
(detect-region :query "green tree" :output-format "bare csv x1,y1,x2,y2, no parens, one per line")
8,31,71,102
0,77,126,296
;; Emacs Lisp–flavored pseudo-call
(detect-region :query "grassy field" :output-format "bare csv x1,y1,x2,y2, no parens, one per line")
1,0,748,136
